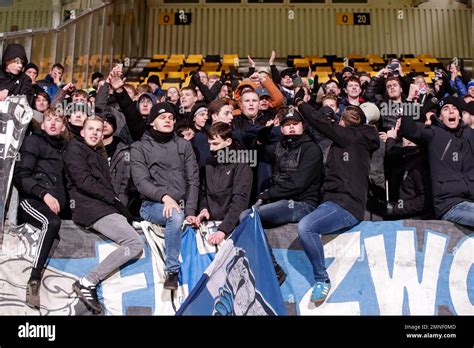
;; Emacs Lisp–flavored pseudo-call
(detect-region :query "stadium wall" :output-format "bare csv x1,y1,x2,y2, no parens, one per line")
146,4,472,58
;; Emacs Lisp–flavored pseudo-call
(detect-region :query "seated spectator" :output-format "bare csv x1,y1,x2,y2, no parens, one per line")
296,101,380,304
64,116,144,314
190,122,252,246
131,103,199,290
400,96,474,228
13,109,69,309
243,107,325,285
0,43,34,103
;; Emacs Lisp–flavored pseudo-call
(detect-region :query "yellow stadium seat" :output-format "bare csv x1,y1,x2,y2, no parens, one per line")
354,62,373,72
421,58,440,64
162,61,182,72
312,71,329,79
333,62,345,72
182,76,192,88
161,82,181,91
146,62,164,70
181,66,198,74
169,54,185,62
293,58,310,68
417,54,434,59
202,63,220,72
316,66,332,73
185,54,203,65
153,54,168,61
370,71,378,77
204,71,222,77
307,56,328,65
318,75,330,84
167,71,186,80
347,54,364,60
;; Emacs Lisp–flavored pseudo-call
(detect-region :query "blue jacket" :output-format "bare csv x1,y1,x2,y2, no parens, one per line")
36,74,60,100
449,76,468,97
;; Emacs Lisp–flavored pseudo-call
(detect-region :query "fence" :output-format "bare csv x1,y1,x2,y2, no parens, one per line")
0,0,145,89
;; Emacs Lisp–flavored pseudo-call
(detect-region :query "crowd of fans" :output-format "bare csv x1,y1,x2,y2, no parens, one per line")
1,42,473,313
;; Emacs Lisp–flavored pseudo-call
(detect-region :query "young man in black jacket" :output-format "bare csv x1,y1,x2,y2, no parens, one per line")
13,109,68,309
64,116,144,314
400,96,474,227
189,122,253,245
296,102,380,304
0,43,34,104
244,107,325,285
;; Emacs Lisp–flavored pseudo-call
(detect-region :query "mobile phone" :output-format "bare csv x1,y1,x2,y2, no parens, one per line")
387,63,399,71
292,74,304,87
116,63,123,70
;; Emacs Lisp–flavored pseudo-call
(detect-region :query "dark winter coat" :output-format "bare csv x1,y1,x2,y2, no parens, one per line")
299,103,380,221
400,113,474,218
200,151,253,235
63,138,118,227
13,130,68,210
130,132,199,216
260,134,324,207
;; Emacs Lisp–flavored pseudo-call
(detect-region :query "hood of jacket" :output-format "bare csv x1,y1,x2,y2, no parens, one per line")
2,43,28,70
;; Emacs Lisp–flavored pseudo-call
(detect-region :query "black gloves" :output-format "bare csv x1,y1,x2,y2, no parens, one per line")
294,88,306,106
257,125,274,144
113,197,134,225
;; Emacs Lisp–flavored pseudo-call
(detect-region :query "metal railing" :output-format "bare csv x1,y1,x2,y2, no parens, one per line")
0,0,144,89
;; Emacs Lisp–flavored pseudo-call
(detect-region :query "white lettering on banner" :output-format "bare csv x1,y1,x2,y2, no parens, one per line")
365,231,446,315
18,322,55,341
299,231,361,315
449,237,474,315
99,243,147,315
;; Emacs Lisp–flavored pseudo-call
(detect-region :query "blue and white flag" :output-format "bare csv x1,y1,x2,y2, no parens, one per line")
177,210,287,316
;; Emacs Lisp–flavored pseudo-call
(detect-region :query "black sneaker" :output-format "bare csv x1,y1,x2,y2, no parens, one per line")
274,264,287,286
73,280,103,314
163,272,179,290
26,279,40,309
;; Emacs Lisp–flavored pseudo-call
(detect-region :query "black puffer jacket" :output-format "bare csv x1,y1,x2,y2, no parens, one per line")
400,112,474,218
13,130,68,210
110,140,133,205
260,134,324,207
64,137,119,227
299,103,380,221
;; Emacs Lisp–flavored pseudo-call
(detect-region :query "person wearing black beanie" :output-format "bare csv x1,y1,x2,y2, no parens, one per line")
131,101,199,290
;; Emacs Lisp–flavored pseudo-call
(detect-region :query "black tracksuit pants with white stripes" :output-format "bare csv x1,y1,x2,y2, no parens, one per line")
18,199,61,280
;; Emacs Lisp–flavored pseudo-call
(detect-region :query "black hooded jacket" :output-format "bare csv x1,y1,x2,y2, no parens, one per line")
299,103,380,220
0,43,34,104
400,111,474,218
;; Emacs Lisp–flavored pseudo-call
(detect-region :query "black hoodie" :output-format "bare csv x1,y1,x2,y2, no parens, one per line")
299,103,380,220
0,43,34,103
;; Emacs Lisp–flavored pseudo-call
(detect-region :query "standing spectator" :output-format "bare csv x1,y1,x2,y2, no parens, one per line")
0,43,34,103
400,96,474,227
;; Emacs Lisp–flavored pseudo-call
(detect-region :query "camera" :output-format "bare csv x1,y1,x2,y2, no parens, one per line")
387,63,399,71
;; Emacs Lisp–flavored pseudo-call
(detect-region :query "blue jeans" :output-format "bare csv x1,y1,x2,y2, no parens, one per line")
297,201,359,282
240,200,316,267
441,201,474,228
255,200,316,227
140,201,185,273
